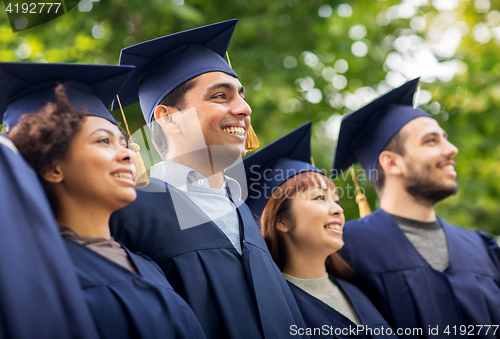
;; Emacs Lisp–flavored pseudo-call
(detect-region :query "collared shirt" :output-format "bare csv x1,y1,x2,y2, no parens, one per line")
150,161,242,198
150,161,242,254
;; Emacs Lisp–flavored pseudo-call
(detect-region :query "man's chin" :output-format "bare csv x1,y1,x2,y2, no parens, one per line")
448,182,459,196
442,176,459,194
208,144,243,168
405,181,459,205
239,147,247,159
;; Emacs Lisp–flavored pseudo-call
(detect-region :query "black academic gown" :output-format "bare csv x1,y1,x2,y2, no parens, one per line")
62,237,206,339
110,178,309,339
0,135,98,339
288,277,397,339
340,209,500,339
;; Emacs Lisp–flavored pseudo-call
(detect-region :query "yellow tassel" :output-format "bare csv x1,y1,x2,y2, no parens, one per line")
245,124,259,151
128,141,150,188
116,95,150,188
355,192,372,217
225,51,232,69
350,166,371,217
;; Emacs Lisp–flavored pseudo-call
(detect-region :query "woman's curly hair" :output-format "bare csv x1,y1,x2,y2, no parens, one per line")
8,84,87,177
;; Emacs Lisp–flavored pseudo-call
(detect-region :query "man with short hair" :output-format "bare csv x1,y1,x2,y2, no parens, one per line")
109,20,308,339
334,78,500,339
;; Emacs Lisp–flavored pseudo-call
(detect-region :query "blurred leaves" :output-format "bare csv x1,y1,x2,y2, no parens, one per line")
0,0,499,235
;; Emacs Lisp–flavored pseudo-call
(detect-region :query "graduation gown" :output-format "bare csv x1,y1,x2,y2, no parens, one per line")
62,237,206,339
288,277,397,339
0,135,98,339
110,178,308,339
340,209,500,339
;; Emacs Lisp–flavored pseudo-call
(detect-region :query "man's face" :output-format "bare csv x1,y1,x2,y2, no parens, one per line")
398,117,459,205
181,71,252,159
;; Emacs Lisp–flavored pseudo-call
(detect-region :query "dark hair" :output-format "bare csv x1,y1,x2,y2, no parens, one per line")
8,84,86,177
260,171,353,279
150,78,197,159
373,129,407,194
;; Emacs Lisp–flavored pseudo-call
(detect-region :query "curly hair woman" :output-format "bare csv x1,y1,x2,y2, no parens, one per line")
5,63,205,339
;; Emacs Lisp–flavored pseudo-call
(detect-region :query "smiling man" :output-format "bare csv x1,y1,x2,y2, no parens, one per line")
109,20,308,339
151,71,250,189
333,78,500,338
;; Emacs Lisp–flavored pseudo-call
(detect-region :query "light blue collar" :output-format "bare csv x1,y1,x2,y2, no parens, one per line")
150,161,242,200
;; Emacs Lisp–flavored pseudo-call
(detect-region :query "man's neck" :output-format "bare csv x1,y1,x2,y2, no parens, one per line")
206,172,225,189
379,185,436,222
165,147,239,189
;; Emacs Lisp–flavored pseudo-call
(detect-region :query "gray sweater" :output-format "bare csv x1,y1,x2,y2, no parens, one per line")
390,214,449,272
283,273,361,325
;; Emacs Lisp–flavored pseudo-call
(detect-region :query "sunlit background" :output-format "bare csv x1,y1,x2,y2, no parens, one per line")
1,0,499,236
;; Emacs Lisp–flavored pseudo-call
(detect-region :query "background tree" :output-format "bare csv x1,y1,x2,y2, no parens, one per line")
1,0,499,235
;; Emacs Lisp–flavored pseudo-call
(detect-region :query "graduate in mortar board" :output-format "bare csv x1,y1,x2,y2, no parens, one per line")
0,84,98,339
108,19,309,339
332,78,500,339
237,121,397,339
2,62,206,339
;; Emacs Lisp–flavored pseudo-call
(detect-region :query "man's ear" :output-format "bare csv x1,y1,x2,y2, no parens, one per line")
41,163,64,184
154,105,180,135
379,150,403,176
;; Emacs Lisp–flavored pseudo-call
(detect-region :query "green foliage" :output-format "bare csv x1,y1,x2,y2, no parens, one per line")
1,0,499,235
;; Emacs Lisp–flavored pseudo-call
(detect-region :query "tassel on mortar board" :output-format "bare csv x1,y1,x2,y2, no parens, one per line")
245,124,259,151
225,51,259,152
116,95,150,188
349,166,371,217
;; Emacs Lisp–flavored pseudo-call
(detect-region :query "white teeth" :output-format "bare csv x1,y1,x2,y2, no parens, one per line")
222,127,245,136
442,165,455,171
113,172,133,180
325,224,341,230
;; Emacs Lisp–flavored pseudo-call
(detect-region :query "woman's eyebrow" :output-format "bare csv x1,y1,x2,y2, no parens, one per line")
309,186,328,191
90,128,124,142
89,128,114,136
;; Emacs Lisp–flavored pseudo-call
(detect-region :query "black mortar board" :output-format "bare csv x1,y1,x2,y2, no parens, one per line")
0,62,135,131
331,78,433,181
112,19,238,127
